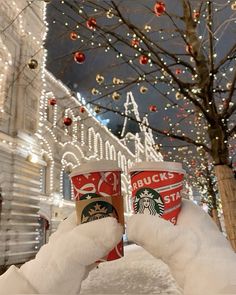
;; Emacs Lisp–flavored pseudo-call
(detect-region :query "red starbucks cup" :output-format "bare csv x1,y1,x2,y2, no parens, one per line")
70,160,124,261
129,161,185,224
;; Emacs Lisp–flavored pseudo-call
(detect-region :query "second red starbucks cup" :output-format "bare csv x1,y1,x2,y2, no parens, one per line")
129,161,185,224
70,160,124,261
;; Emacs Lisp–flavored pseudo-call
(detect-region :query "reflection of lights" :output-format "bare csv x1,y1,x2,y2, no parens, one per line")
76,92,81,101
27,154,39,163
202,203,208,213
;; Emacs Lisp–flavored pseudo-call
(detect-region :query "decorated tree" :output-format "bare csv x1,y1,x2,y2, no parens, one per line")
46,1,236,249
175,147,222,230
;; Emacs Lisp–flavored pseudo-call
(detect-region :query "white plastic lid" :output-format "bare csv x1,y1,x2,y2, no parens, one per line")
129,161,185,174
70,160,121,178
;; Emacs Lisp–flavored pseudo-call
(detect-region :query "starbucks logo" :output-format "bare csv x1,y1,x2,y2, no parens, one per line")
134,188,164,216
81,200,118,223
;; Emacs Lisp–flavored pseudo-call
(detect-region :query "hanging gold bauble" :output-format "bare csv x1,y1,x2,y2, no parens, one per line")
27,59,38,69
140,86,148,94
175,92,183,100
106,9,114,19
96,74,104,84
91,88,99,95
94,106,101,113
112,92,121,100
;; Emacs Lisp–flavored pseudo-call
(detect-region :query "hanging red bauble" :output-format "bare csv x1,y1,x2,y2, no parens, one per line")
70,31,78,40
74,51,85,64
139,55,149,65
154,2,166,16
149,105,157,112
86,17,97,30
131,39,139,47
193,11,200,20
175,68,182,75
63,117,72,126
48,98,57,106
79,106,85,113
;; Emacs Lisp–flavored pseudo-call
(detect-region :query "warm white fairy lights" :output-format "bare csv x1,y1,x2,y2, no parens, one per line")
0,39,12,113
110,145,116,160
60,152,80,197
88,127,96,152
40,75,162,210
95,133,103,159
2,0,162,217
105,141,110,159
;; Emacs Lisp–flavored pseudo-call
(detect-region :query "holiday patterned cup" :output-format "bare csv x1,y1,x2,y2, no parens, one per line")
70,160,124,261
129,161,185,224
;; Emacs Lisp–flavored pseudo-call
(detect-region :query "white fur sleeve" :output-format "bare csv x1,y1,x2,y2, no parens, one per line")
127,200,236,295
0,265,37,294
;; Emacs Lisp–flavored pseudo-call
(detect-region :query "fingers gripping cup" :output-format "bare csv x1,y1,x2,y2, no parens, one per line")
70,160,124,261
129,161,185,224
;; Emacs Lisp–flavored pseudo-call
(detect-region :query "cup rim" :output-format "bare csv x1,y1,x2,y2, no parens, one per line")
129,161,186,174
70,160,121,178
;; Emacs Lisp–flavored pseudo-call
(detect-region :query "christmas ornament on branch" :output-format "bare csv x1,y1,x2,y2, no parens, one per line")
86,17,97,30
139,55,149,65
70,32,78,40
154,2,166,16
27,59,38,69
149,105,157,112
79,106,85,113
63,117,73,126
74,51,86,64
48,98,57,106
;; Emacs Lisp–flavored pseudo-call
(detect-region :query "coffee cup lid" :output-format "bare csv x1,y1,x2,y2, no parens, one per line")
70,160,121,178
129,161,185,174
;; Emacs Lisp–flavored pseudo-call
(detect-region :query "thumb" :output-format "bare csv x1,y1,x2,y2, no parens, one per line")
127,214,199,286
57,216,124,266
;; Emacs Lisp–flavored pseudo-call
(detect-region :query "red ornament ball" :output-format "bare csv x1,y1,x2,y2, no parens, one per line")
139,55,149,65
48,98,57,106
154,2,166,16
70,31,78,40
74,51,86,64
175,68,182,75
193,11,200,20
86,17,96,30
63,117,73,126
131,39,139,47
149,105,157,112
79,106,85,113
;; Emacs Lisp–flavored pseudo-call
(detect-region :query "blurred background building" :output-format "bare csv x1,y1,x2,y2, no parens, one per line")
0,0,163,271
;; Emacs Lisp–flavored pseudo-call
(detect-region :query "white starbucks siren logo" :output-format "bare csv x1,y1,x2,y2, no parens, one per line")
134,188,164,216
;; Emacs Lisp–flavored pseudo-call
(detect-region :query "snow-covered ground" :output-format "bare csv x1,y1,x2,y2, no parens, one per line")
81,244,182,294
